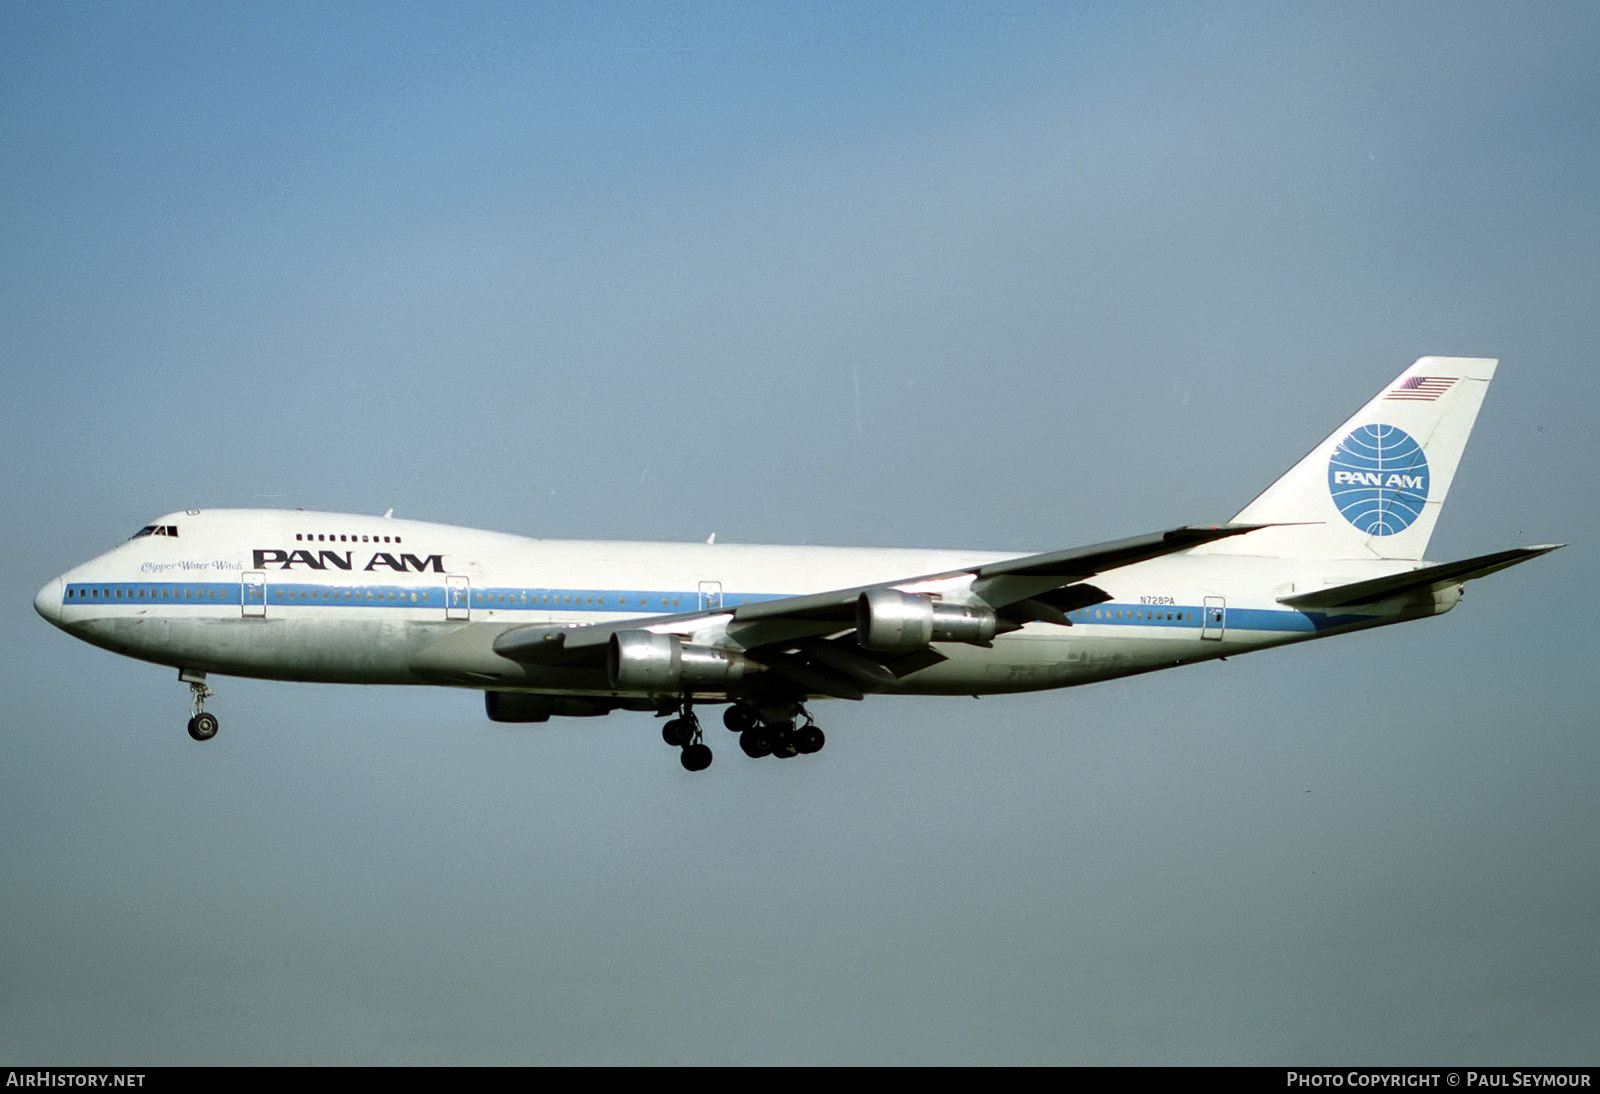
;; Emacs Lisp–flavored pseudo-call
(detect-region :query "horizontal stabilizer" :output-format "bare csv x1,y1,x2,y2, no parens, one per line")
1278,545,1563,610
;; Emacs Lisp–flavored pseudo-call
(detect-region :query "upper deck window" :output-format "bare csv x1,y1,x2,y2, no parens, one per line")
131,525,178,539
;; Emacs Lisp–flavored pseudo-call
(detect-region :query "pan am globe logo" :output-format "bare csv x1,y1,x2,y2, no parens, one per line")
1327,424,1430,535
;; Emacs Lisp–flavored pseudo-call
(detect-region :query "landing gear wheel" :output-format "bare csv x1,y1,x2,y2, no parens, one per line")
680,743,713,772
796,724,825,754
739,726,773,758
723,704,758,733
771,725,799,759
183,671,217,741
188,712,219,742
662,718,693,747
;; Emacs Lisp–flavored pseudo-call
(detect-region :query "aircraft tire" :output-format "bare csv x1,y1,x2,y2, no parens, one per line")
797,725,825,754
662,718,692,747
771,728,799,759
188,713,219,742
723,704,758,733
680,743,713,772
739,727,772,758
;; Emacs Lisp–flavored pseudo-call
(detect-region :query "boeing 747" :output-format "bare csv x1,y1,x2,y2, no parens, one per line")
34,356,1560,771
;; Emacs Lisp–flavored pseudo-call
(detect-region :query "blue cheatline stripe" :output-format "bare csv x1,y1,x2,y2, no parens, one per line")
1048,603,1371,633
65,581,242,604
60,583,1372,632
59,581,795,614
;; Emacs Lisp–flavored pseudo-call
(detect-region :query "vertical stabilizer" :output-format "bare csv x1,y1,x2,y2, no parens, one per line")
1198,356,1497,560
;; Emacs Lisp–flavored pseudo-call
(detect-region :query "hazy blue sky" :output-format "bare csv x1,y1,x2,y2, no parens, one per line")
3,1,1596,1064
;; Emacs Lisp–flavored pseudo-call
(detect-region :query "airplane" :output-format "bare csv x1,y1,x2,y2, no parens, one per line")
33,356,1561,771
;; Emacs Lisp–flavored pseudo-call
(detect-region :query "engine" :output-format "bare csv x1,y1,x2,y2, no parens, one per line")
485,691,617,722
607,630,760,692
855,589,997,652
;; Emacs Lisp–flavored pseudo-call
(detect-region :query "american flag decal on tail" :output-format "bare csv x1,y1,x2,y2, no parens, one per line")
1384,375,1455,401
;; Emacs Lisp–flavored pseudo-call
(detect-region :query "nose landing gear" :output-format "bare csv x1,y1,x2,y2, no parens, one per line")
182,669,219,742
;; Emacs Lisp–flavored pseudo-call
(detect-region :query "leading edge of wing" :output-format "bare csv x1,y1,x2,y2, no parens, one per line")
490,523,1267,663
723,522,1268,622
970,523,1268,580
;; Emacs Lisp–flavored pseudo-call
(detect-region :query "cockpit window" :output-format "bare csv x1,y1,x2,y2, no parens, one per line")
131,525,178,539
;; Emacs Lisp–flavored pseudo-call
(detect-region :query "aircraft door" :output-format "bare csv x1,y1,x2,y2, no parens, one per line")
241,572,266,617
446,575,470,621
698,581,723,611
1201,596,1226,640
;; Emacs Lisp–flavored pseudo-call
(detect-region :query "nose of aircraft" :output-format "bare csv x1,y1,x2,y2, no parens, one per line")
34,576,63,625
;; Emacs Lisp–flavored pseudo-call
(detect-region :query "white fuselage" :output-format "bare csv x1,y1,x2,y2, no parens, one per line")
34,509,1454,703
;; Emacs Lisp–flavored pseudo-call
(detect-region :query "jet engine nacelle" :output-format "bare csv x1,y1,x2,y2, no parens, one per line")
855,589,998,652
485,691,616,722
607,630,760,692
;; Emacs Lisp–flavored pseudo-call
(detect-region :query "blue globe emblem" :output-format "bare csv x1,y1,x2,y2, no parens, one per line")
1326,424,1430,536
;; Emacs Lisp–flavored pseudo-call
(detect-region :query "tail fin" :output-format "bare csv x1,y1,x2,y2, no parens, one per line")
1199,356,1497,561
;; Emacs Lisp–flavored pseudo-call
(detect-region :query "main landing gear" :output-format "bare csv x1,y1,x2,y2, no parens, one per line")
722,702,824,761
659,699,826,772
662,700,713,772
182,669,219,742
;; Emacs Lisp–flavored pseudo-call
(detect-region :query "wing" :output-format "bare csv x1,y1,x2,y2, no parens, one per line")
475,523,1267,698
